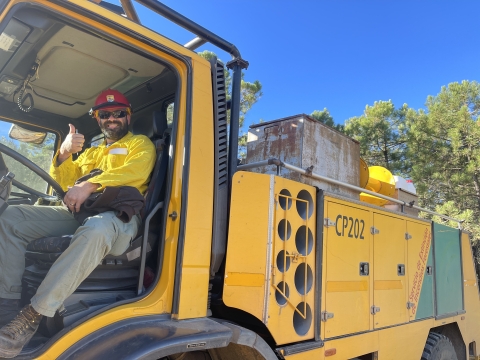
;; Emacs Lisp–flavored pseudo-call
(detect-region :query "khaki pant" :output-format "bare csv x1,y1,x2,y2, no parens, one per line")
0,205,140,317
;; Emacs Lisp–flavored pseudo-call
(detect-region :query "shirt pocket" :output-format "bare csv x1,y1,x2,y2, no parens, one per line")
107,153,128,169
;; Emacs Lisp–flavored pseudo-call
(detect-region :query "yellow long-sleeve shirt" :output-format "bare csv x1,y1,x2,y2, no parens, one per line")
50,132,156,194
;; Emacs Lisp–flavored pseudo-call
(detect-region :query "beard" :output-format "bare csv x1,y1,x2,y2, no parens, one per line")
99,119,128,141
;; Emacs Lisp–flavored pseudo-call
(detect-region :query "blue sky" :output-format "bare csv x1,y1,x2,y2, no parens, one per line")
110,1,480,131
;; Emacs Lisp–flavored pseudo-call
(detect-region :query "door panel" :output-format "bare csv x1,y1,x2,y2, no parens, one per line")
323,201,371,338
406,220,433,320
433,223,463,316
372,213,407,328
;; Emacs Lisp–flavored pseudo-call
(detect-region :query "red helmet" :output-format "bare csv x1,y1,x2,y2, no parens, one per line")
89,89,131,114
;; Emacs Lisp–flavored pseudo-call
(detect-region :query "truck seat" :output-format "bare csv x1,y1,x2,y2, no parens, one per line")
21,110,170,335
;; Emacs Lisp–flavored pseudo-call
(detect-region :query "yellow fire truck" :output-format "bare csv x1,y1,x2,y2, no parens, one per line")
0,1,477,359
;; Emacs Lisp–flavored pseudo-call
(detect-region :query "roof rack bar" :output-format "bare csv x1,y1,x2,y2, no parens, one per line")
119,0,141,23
238,158,464,224
135,0,241,59
184,36,207,51
132,1,248,194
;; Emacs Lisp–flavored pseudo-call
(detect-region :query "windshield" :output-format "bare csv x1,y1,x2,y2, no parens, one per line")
0,119,55,194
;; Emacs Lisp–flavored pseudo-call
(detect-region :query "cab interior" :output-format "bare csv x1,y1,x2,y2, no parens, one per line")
0,4,178,354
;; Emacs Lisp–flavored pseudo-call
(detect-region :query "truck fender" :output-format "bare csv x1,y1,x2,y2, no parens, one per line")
212,319,278,360
57,316,277,360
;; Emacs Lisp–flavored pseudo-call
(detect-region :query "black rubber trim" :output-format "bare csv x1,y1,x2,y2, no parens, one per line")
314,188,324,342
226,64,242,186
458,229,465,312
56,316,232,360
277,340,324,356
0,0,8,13
171,55,193,315
435,311,464,321
431,222,438,317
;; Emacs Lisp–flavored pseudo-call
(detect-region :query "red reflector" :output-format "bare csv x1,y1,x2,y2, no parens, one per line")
325,348,337,356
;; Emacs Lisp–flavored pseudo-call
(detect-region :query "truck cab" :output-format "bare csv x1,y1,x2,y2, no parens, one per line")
0,1,237,358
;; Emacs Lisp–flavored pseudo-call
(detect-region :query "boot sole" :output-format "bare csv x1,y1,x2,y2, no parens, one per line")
0,347,20,358
0,332,36,358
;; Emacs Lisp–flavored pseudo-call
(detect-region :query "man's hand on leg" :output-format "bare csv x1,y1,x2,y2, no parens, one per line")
64,181,99,213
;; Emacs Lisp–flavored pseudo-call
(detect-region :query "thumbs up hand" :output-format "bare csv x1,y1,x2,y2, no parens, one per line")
57,124,85,164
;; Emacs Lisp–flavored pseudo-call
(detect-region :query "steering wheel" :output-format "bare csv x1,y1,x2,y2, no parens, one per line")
0,143,66,202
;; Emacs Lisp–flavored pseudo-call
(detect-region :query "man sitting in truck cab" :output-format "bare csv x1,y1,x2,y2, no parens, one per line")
0,89,156,358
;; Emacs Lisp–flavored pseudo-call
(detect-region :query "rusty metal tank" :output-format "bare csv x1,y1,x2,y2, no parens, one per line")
246,114,361,199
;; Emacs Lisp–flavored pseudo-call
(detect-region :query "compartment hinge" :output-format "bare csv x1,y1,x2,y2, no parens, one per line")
324,218,336,227
406,301,415,309
371,306,380,315
370,226,379,235
321,311,334,322
291,252,300,263
405,232,412,240
426,265,433,275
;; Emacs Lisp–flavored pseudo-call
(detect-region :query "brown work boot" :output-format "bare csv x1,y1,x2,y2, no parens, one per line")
0,298,20,328
0,304,42,358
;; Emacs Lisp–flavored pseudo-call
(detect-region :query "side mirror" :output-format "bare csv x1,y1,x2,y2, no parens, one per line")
8,124,47,144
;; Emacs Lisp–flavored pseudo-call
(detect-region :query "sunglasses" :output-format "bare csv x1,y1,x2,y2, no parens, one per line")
96,109,129,120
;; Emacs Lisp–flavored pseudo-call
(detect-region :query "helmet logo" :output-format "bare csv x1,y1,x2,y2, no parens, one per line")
106,95,115,102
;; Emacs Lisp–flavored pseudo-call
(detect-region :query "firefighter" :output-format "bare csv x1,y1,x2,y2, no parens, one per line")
0,89,156,358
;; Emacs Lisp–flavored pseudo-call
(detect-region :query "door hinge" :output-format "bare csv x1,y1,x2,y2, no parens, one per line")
407,301,415,309
324,218,336,227
321,311,334,322
291,252,300,263
370,226,379,235
405,232,412,240
371,306,380,315
397,264,405,276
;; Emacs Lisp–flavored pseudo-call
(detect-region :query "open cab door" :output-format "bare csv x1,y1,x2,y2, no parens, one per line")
0,0,193,358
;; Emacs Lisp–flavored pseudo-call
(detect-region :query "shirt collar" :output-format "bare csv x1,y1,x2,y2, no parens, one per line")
100,131,133,148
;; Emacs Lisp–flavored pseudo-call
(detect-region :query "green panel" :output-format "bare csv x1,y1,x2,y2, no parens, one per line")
433,223,463,316
415,247,434,319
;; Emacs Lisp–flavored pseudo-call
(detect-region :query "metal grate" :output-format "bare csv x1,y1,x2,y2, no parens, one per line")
209,57,228,275
212,59,228,187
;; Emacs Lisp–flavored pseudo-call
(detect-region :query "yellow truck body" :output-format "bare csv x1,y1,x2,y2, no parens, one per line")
0,1,477,359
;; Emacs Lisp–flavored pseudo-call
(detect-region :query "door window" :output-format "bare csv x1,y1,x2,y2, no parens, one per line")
0,120,56,194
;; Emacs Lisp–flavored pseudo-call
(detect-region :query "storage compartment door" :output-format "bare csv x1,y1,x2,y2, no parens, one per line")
323,201,371,338
372,213,408,328
433,223,463,317
406,220,433,320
